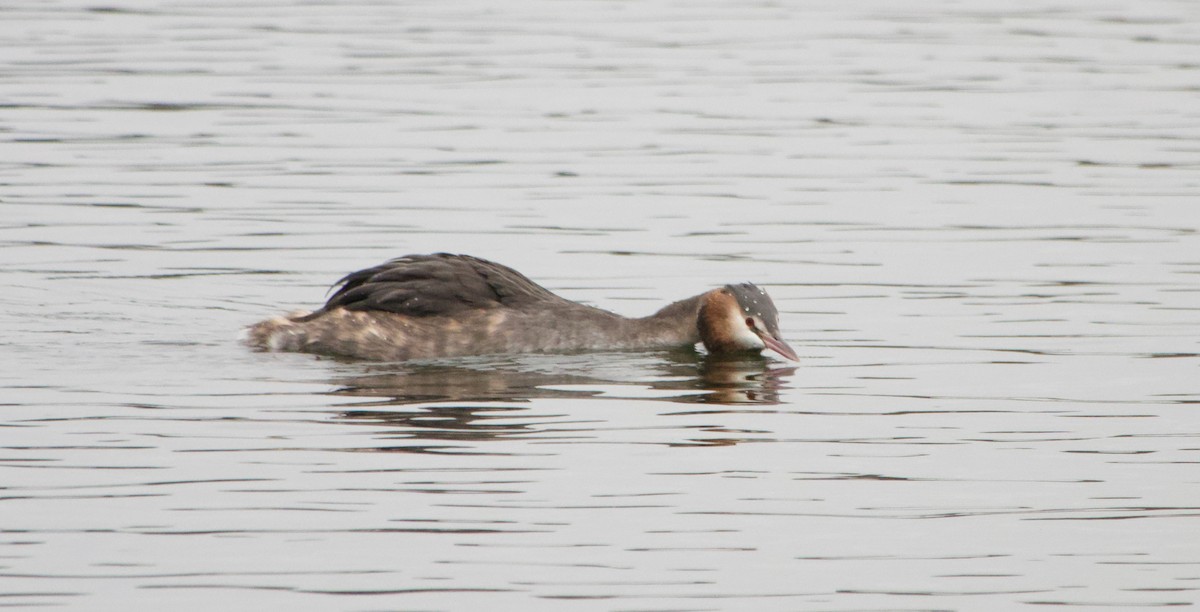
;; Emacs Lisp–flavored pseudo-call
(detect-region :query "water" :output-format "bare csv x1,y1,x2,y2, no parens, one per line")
3,1,1199,610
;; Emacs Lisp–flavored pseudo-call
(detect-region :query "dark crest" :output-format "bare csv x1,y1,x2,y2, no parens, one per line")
724,283,782,336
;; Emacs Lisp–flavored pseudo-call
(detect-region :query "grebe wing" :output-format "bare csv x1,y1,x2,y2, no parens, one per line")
320,253,568,317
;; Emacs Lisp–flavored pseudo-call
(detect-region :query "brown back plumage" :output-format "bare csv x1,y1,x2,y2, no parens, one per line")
317,253,570,318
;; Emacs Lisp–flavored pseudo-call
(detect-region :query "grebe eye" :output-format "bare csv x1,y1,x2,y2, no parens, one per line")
745,317,755,328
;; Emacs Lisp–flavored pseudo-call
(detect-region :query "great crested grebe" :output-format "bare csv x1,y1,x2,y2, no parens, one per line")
244,253,798,362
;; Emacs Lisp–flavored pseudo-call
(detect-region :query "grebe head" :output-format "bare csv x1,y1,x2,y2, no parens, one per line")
698,283,799,361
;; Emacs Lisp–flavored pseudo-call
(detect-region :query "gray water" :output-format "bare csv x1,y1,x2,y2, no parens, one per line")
3,1,1200,610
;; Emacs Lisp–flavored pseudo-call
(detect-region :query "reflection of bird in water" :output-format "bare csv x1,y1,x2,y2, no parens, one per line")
692,354,797,405
244,253,797,362
331,354,797,453
329,351,795,410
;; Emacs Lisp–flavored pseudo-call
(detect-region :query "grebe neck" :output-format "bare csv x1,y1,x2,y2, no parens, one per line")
625,293,705,347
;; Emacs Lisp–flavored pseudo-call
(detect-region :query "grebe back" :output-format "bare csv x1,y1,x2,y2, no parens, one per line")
244,253,797,362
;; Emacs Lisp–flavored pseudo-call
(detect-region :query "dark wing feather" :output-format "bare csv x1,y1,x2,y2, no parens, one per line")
320,253,568,317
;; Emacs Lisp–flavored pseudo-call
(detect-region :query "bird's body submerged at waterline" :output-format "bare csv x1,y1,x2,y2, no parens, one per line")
243,253,798,362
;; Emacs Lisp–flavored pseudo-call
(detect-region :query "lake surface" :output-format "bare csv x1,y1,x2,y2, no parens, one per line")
3,1,1199,610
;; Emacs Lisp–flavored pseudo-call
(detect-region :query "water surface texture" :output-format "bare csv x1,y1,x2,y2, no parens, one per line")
3,1,1200,610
